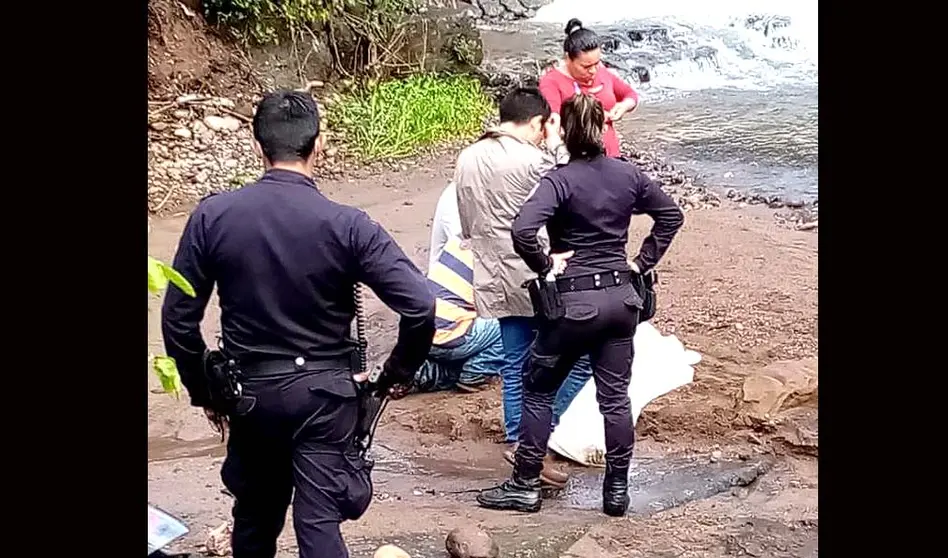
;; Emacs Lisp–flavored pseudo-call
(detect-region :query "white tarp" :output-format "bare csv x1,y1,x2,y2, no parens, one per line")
148,504,188,555
548,322,701,466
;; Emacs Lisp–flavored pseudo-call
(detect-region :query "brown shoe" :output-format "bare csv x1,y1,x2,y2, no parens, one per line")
502,445,569,488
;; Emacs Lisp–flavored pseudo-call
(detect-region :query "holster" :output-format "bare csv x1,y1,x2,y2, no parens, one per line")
630,270,658,323
202,349,254,416
354,364,388,460
523,276,565,321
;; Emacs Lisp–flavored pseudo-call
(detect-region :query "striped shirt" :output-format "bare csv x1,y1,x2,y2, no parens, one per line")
427,236,476,348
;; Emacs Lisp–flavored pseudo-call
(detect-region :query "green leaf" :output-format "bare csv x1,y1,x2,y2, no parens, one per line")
153,355,183,399
148,256,168,294
147,256,196,297
160,262,196,297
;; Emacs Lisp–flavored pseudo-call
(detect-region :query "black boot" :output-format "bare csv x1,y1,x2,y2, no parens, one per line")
602,465,630,517
476,474,542,513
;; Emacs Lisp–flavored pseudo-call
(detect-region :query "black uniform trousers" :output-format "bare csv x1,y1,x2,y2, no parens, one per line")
514,282,641,479
220,360,373,558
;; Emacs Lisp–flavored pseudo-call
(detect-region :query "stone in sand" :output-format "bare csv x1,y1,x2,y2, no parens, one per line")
374,544,411,558
445,526,499,558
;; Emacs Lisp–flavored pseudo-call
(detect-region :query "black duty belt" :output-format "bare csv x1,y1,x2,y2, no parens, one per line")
555,270,635,293
240,356,352,377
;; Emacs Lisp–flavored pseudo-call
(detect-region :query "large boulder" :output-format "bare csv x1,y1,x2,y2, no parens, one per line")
737,358,818,456
738,358,818,421
464,0,553,22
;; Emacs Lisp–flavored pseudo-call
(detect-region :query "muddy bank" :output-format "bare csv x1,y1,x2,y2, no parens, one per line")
148,154,818,555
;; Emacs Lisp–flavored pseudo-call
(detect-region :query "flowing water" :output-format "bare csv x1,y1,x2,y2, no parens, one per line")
486,0,819,201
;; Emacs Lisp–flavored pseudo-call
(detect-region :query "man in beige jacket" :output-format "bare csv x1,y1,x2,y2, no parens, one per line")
454,87,593,487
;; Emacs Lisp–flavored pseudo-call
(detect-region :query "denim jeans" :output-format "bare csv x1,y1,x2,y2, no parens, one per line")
498,316,593,442
413,318,504,392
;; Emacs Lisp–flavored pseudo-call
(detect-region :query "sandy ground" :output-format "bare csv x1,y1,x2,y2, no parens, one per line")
147,154,818,557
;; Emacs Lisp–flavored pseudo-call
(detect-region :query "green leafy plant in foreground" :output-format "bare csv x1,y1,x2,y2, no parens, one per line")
325,73,494,161
148,256,195,399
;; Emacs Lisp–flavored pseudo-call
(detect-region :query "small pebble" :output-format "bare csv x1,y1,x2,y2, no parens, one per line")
375,544,411,558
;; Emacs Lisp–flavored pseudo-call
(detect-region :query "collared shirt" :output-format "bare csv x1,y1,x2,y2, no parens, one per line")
427,236,476,348
161,168,435,405
453,128,567,319
512,155,684,277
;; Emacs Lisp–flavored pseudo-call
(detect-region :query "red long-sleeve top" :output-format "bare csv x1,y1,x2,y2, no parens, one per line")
538,64,639,157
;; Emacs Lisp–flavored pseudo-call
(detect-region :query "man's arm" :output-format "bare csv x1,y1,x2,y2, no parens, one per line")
512,176,567,275
428,182,460,271
428,187,449,271
630,172,685,272
524,141,569,252
351,211,436,386
161,207,215,407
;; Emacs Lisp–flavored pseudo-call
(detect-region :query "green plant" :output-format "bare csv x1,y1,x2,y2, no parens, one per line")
204,0,332,46
325,73,493,160
202,0,417,77
148,256,196,398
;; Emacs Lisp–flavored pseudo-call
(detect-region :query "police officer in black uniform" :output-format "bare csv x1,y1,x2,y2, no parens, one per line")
160,90,436,558
475,93,684,517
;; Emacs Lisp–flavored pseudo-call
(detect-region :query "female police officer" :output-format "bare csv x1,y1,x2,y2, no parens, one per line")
475,93,684,517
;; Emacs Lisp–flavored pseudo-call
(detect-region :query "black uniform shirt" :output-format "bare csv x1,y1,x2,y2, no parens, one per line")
161,168,435,405
511,155,684,276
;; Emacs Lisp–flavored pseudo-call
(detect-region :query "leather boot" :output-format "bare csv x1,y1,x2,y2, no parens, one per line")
602,465,630,517
502,444,569,488
476,474,542,512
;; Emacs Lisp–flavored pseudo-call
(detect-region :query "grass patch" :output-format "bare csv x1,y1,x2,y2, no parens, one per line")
325,73,494,161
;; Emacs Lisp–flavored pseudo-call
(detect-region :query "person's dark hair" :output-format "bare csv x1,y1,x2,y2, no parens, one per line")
561,93,604,159
563,18,602,59
498,87,551,124
252,90,321,163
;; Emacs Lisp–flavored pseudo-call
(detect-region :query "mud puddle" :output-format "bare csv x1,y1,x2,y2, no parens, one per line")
561,455,771,514
150,437,778,558
148,436,226,462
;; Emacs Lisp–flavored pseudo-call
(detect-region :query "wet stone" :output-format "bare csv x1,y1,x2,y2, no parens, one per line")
445,526,499,558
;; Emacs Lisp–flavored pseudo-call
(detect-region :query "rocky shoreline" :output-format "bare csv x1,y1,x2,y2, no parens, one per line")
619,139,818,231
146,94,815,233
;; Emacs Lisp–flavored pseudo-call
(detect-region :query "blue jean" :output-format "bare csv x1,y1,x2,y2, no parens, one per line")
498,316,593,442
413,318,504,392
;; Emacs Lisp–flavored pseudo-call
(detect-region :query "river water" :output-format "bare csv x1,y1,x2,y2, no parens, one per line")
484,0,819,202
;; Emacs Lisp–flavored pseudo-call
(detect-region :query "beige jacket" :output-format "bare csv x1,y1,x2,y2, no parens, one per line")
454,129,569,319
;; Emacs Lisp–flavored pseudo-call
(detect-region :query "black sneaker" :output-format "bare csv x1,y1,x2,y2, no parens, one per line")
475,475,542,513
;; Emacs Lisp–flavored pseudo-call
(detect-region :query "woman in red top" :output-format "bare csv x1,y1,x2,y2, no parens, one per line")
538,19,640,157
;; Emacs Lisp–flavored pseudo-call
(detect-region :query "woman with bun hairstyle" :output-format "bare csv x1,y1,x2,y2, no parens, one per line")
538,18,640,157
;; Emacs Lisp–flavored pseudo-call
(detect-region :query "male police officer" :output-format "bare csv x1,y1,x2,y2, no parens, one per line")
160,90,436,558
